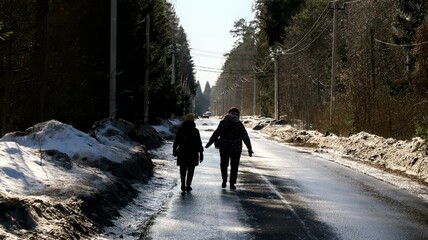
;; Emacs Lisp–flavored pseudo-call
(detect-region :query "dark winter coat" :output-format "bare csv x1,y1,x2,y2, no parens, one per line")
206,114,252,153
173,121,203,167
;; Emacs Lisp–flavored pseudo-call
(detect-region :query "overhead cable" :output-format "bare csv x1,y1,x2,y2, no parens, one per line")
284,19,333,55
375,38,428,47
191,48,226,55
192,53,226,59
282,3,330,53
195,65,222,71
194,68,253,75
194,68,222,73
344,0,364,4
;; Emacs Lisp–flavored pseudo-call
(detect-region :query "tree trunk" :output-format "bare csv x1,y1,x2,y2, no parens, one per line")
369,28,376,133
34,0,49,122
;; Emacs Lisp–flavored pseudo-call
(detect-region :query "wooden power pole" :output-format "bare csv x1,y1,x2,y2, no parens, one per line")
109,0,117,118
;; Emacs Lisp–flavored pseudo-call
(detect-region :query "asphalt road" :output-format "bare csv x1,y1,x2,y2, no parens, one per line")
143,118,428,240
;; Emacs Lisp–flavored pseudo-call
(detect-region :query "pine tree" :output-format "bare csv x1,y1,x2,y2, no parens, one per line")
203,82,212,113
394,0,426,44
255,0,304,46
194,83,205,116
393,0,426,71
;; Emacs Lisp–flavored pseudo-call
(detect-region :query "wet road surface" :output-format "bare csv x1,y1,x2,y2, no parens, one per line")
143,119,428,239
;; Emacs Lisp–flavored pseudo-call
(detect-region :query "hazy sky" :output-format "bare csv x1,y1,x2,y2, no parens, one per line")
169,0,255,89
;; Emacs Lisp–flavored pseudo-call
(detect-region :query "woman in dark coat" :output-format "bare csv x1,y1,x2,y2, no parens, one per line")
205,107,253,190
173,114,204,192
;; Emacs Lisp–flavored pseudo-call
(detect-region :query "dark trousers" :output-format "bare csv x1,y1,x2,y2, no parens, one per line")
220,151,241,184
180,165,195,187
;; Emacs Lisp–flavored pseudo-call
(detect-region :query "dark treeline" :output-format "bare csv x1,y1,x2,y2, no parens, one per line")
2,0,427,140
211,0,428,140
194,81,211,116
0,0,196,134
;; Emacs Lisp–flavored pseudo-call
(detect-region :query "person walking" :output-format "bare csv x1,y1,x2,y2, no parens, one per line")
205,107,253,190
173,113,204,192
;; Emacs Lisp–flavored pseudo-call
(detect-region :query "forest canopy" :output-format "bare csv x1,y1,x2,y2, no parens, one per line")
211,0,428,140
0,0,196,134
1,0,427,140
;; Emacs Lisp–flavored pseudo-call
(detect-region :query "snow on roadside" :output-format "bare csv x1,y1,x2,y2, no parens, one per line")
0,119,153,239
2,119,141,165
243,117,428,184
310,131,428,182
98,119,181,239
0,120,121,197
151,118,180,140
0,140,110,196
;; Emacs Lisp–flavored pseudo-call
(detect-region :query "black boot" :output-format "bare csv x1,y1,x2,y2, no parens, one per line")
222,180,227,188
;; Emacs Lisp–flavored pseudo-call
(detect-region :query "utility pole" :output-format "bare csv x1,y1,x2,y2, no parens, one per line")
239,77,243,114
329,0,344,129
252,66,263,116
222,81,225,114
273,49,280,120
169,44,179,85
109,0,117,118
143,14,150,123
253,76,256,116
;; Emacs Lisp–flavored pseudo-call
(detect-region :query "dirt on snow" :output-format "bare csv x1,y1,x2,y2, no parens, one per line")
244,117,428,184
1,116,427,239
0,119,159,239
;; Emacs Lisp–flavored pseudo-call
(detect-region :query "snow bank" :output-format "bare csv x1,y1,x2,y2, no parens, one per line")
0,120,119,197
245,118,428,183
151,118,181,140
0,119,154,239
0,140,110,196
310,132,428,183
2,119,138,164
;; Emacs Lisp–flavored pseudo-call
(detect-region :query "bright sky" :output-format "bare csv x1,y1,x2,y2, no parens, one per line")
169,0,255,89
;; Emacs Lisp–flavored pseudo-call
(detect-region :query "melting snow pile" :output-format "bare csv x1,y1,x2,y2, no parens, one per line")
244,117,428,184
0,119,153,239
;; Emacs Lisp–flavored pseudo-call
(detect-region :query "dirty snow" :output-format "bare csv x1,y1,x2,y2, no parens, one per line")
2,119,144,165
151,119,180,140
1,116,427,239
243,116,428,200
0,119,153,239
0,140,110,196
0,120,119,197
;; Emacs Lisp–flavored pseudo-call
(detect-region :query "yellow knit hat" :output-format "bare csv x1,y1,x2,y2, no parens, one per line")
183,113,195,122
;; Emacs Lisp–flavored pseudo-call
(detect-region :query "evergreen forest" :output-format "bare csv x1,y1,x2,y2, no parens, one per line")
0,0,195,134
213,0,428,140
1,0,427,140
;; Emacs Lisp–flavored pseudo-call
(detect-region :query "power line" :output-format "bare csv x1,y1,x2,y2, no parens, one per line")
192,52,226,59
194,68,222,73
195,65,222,71
284,19,333,55
282,3,330,54
375,38,428,47
192,50,254,59
194,68,253,75
344,0,364,4
191,48,226,55
195,65,254,72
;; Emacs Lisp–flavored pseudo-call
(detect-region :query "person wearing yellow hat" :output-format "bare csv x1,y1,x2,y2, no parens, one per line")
183,113,195,122
172,113,204,192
